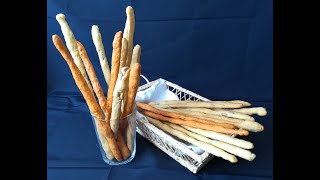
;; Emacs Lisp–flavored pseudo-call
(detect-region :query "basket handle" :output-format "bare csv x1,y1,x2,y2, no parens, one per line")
140,74,150,84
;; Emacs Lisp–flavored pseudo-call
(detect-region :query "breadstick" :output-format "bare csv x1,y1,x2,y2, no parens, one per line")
140,110,249,136
167,123,256,161
52,34,122,161
96,130,114,160
166,107,255,121
146,116,237,163
77,41,108,114
159,107,264,132
110,67,130,136
105,31,122,121
119,38,128,70
123,6,135,67
150,100,250,109
138,102,236,129
182,125,253,149
116,132,131,160
229,107,267,116
55,14,93,92
91,25,111,86
130,45,141,68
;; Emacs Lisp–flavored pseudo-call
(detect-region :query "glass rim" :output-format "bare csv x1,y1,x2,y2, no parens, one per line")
92,105,137,122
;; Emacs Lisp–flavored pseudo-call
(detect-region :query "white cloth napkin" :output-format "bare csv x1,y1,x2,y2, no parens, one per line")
135,78,205,155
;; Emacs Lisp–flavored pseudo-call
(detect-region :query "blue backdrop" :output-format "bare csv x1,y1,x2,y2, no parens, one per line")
47,0,272,179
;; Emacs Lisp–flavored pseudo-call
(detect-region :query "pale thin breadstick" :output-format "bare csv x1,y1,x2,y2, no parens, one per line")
97,130,114,160
105,31,122,121
77,41,108,114
52,34,122,161
91,25,111,86
140,102,237,129
166,107,255,121
182,125,253,149
110,67,130,136
123,6,135,67
119,38,128,70
167,123,256,161
146,116,237,163
230,107,267,116
140,110,249,136
161,107,264,132
151,100,250,109
130,45,141,68
55,14,93,92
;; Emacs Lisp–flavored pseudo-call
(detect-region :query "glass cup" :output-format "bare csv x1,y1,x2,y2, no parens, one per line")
91,108,137,165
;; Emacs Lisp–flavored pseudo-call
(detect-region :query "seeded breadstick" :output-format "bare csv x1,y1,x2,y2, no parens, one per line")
123,6,135,67
119,38,128,70
52,34,122,161
130,45,141,68
91,25,111,86
146,116,238,163
163,107,254,121
55,14,93,92
150,100,250,109
140,110,249,136
182,126,253,149
167,123,256,161
110,67,130,136
105,32,123,121
229,107,267,116
77,41,108,114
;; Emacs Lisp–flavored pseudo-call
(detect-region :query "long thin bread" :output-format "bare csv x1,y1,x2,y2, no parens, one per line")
229,107,267,116
167,123,256,161
130,45,141,68
77,41,108,114
55,14,93,92
150,100,250,109
146,116,237,163
119,38,128,70
123,6,135,67
52,34,122,161
91,25,111,86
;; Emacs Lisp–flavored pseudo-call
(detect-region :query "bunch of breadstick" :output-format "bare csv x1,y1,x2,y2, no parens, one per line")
137,100,267,163
52,6,141,161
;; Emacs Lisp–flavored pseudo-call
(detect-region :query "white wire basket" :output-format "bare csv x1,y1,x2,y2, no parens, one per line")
136,78,214,173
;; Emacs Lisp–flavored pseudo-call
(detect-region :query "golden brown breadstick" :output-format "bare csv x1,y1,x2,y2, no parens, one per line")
123,6,135,67
52,34,122,161
165,108,264,132
105,31,122,121
182,126,254,149
116,132,131,160
91,25,111,86
138,102,236,129
229,107,267,116
167,123,256,161
77,41,108,114
146,116,237,163
150,100,250,109
55,14,93,92
140,110,249,136
110,67,130,135
130,45,141,68
164,107,255,121
119,38,128,70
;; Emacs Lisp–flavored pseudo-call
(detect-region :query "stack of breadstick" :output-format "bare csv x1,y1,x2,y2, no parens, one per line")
52,6,141,162
137,100,267,163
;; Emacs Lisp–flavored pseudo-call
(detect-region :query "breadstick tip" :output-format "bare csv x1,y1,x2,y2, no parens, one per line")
258,108,267,116
52,34,58,40
126,6,133,14
91,25,99,33
249,153,256,161
56,13,66,20
113,31,123,47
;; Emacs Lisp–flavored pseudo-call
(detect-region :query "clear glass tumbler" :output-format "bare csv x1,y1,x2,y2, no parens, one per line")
91,109,137,165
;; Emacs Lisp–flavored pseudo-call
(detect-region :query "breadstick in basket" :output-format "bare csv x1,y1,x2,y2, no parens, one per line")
55,14,93,92
230,107,267,116
91,25,111,86
105,31,122,121
77,41,108,114
140,110,249,136
52,34,122,161
182,125,253,149
123,6,135,67
146,116,238,163
167,123,256,161
150,100,250,109
130,45,141,68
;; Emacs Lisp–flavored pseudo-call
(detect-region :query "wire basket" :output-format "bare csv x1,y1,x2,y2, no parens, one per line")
136,78,214,173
